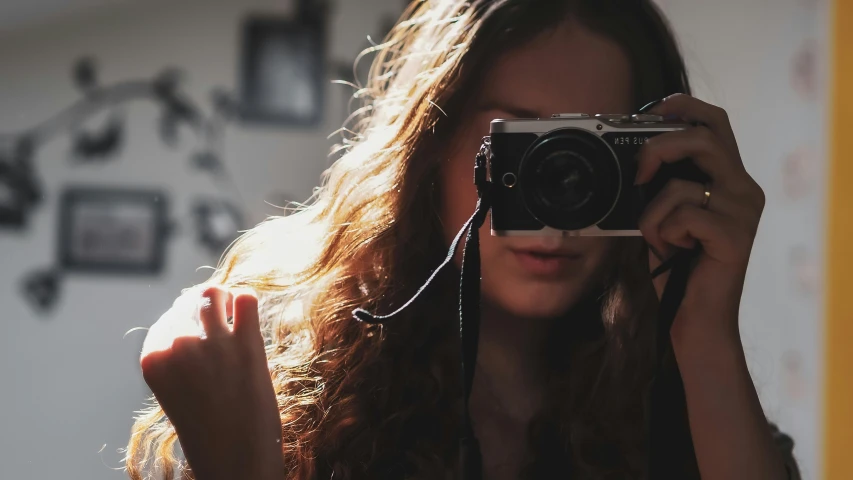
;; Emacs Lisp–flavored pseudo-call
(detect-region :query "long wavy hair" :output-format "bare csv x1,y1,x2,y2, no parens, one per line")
125,1,692,478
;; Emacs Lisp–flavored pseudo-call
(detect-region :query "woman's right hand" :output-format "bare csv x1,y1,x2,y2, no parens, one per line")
139,286,286,480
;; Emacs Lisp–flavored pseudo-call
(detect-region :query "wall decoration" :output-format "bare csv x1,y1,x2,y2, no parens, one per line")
0,137,41,228
782,146,816,200
789,245,819,295
193,198,244,255
0,57,250,314
0,57,244,231
20,268,63,313
782,349,807,402
239,1,329,126
18,187,174,314
70,112,125,162
791,38,818,101
17,188,249,313
58,188,170,274
68,57,126,162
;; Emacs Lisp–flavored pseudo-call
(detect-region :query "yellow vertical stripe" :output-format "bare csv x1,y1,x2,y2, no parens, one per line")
826,0,853,478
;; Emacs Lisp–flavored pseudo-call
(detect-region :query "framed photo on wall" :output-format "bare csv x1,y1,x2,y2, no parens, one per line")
58,187,169,274
238,8,327,127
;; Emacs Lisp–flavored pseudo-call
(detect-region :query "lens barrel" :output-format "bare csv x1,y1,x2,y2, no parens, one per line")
517,128,621,231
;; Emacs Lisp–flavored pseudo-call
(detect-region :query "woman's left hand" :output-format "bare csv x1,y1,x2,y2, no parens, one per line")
636,93,765,345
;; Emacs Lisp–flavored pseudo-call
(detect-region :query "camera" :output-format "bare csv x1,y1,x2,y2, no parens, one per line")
487,113,709,236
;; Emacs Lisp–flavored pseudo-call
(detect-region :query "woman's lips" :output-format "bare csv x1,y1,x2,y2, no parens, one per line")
510,249,582,276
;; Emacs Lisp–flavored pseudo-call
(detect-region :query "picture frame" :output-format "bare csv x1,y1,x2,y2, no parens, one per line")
58,187,169,274
238,11,327,127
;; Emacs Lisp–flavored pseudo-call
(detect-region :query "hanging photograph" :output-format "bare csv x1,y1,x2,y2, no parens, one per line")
0,137,41,229
58,187,170,274
239,9,327,127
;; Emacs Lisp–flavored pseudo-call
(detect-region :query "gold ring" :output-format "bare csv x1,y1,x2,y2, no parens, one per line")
701,182,712,210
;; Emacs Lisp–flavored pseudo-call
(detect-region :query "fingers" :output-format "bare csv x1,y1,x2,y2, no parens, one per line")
142,285,262,361
636,125,743,186
636,94,763,279
141,289,205,358
231,289,263,345
140,286,264,385
639,179,704,256
199,286,230,338
643,93,741,158
639,179,741,250
657,204,750,264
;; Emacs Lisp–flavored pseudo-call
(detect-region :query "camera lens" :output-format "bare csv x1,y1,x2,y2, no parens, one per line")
534,151,595,212
518,128,621,231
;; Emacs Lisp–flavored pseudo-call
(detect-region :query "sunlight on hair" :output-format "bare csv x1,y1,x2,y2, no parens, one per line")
124,1,690,478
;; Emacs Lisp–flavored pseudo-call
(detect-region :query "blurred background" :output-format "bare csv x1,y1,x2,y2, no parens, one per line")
0,0,845,479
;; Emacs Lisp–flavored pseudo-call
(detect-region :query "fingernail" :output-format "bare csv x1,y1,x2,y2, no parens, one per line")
639,98,664,113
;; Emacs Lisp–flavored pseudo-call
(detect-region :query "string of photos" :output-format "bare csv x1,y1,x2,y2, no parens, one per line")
2,56,247,314
1,0,400,314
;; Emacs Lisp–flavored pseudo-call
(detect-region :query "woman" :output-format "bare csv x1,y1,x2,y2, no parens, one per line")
126,1,800,479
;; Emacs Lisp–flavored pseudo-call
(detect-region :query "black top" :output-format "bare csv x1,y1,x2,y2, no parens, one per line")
770,422,801,479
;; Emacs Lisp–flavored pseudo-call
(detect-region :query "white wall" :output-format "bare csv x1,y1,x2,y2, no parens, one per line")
657,0,830,478
0,0,402,478
0,0,136,33
0,0,829,479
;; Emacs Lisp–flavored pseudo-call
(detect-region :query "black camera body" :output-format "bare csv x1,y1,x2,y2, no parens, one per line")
488,113,709,236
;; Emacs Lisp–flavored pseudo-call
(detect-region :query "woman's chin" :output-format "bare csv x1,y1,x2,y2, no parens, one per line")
505,301,575,320
485,282,584,320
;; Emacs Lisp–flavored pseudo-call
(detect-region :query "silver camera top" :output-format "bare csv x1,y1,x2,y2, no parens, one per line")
550,113,664,123
490,113,683,135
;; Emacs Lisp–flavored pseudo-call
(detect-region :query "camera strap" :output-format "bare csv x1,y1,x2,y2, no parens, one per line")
353,137,699,480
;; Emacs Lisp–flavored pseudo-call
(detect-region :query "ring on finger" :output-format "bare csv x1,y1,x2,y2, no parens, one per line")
701,182,712,210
